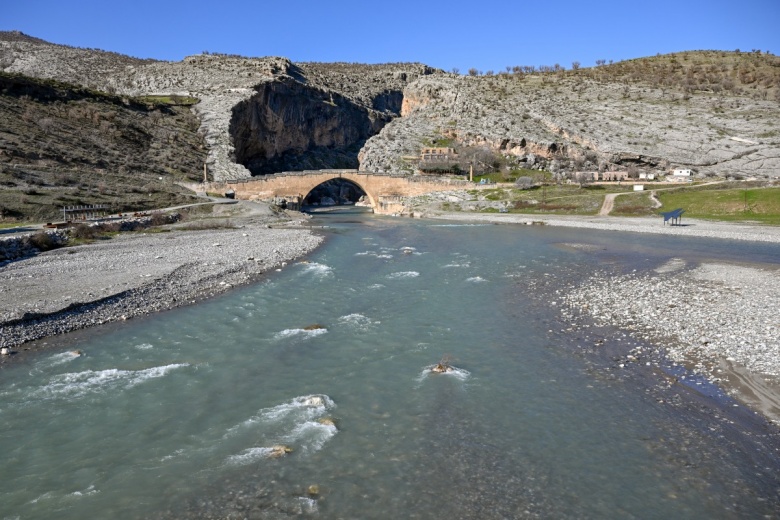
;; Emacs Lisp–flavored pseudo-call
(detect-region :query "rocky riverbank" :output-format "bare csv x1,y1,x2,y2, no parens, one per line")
0,204,322,358
560,260,780,423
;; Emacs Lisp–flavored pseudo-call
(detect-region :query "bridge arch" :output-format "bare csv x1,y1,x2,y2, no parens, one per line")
220,169,470,215
302,176,374,208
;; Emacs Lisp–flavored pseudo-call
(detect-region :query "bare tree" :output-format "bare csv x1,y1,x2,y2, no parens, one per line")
468,68,479,76
574,171,593,187
571,61,581,70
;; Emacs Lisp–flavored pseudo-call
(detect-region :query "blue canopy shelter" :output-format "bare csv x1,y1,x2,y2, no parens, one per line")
660,208,685,225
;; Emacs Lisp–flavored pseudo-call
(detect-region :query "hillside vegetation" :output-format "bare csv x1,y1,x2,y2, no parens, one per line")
0,72,206,221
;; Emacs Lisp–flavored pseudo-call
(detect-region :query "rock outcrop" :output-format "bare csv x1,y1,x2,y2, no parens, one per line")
360,61,780,179
229,79,393,174
2,32,779,188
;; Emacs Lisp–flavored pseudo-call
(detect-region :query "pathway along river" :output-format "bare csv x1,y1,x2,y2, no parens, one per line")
2,210,780,519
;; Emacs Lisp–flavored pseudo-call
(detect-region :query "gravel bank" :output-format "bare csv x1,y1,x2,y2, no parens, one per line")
425,212,780,244
560,260,780,422
0,219,322,354
428,211,780,422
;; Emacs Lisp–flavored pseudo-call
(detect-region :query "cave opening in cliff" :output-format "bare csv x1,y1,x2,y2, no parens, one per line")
302,179,367,208
229,80,398,176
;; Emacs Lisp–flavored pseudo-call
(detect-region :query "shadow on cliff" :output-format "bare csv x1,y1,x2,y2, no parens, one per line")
229,78,400,175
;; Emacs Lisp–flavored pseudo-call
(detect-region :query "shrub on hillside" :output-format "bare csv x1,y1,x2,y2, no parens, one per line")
28,231,59,251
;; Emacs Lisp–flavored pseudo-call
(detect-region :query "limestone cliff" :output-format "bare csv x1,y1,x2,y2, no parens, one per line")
2,32,779,183
0,32,434,181
362,52,780,179
229,79,393,174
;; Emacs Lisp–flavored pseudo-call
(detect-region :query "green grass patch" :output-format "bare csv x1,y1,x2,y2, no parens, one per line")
473,169,552,184
421,137,455,148
0,222,33,229
611,193,658,216
468,182,636,216
472,173,507,183
136,95,200,106
510,169,553,183
656,186,780,224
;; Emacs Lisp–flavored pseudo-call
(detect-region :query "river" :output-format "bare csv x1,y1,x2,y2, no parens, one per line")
1,210,779,519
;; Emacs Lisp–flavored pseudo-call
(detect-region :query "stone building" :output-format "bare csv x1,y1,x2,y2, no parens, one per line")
419,147,460,174
599,170,629,181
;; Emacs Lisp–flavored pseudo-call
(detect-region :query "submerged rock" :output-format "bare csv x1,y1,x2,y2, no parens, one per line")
430,355,455,373
268,445,293,458
302,396,326,407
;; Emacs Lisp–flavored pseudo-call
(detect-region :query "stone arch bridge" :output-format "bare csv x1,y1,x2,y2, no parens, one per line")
209,170,471,214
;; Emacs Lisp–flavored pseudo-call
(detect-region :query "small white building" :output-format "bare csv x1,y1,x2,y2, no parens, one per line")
670,168,693,182
633,184,645,191
639,173,655,180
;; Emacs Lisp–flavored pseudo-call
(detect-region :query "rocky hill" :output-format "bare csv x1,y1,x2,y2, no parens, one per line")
0,32,434,185
1,31,779,220
0,72,207,220
362,51,780,179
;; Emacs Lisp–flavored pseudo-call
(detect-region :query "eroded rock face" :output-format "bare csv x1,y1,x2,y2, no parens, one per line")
230,80,393,174
362,67,780,179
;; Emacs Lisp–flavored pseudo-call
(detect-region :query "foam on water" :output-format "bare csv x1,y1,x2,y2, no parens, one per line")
33,351,83,371
68,485,99,498
368,284,385,290
465,276,488,283
31,363,189,400
225,394,335,437
224,395,337,464
417,365,471,383
283,420,338,454
273,328,328,340
134,343,154,350
300,262,333,277
337,313,379,331
225,447,277,466
28,485,99,505
355,251,393,259
387,271,420,279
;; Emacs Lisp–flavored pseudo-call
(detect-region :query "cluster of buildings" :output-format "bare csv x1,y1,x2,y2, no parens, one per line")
574,168,693,183
417,147,697,183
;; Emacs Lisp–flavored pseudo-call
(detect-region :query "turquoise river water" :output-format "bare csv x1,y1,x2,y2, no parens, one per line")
2,210,780,519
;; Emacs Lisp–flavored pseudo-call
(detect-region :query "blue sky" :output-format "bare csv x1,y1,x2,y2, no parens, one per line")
3,0,779,72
